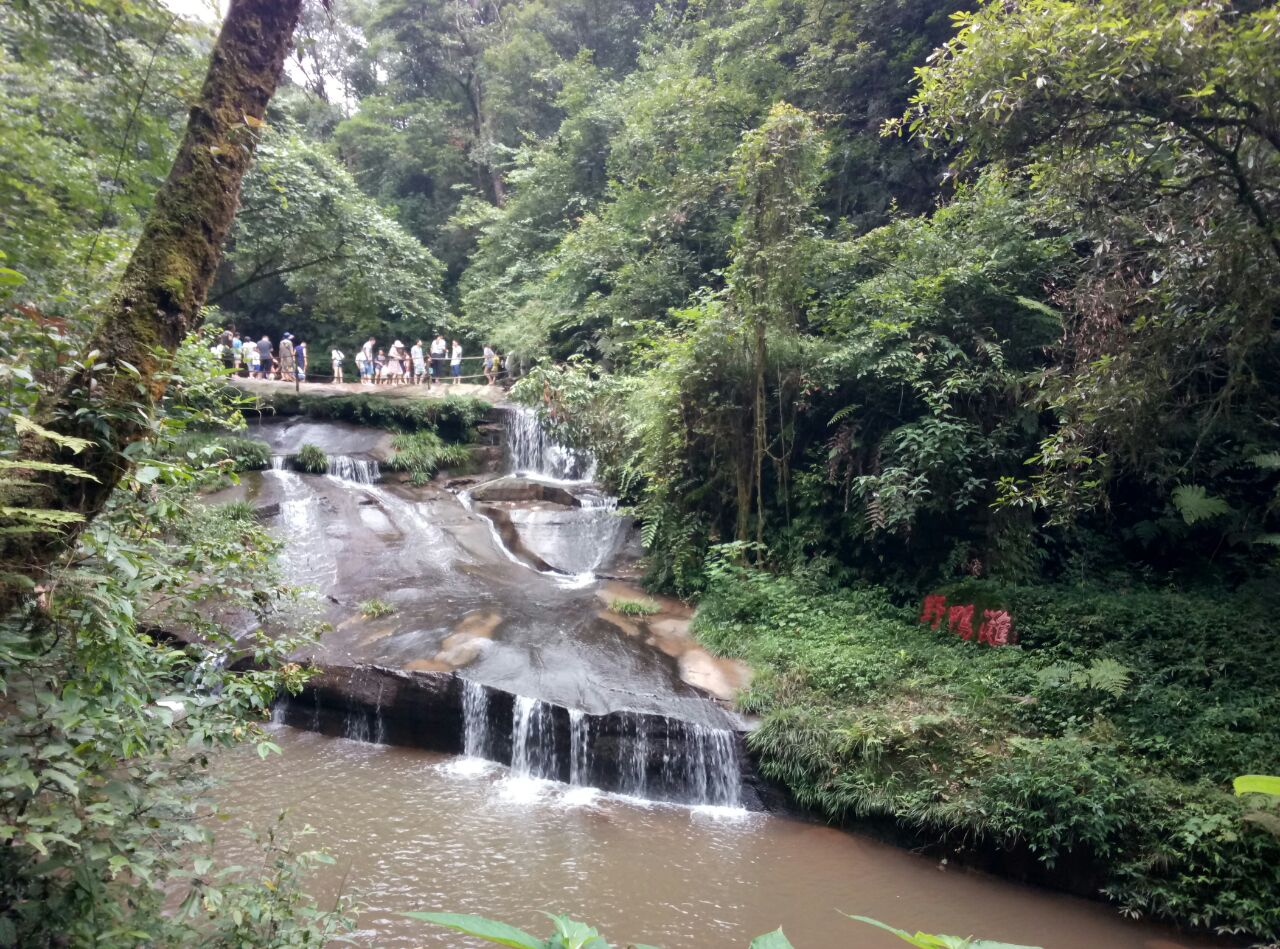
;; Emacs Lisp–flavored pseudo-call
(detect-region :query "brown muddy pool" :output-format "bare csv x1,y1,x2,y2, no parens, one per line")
214,726,1223,949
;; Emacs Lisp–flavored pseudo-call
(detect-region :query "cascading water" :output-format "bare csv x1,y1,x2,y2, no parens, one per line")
455,685,741,806
462,679,490,759
568,709,589,787
511,695,558,780
503,406,596,481
326,455,380,484
269,453,380,483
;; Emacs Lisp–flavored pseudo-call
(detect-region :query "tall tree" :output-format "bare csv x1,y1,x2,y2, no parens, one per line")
1,0,306,604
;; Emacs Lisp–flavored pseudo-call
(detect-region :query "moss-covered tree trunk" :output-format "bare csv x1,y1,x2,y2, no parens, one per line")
0,0,304,604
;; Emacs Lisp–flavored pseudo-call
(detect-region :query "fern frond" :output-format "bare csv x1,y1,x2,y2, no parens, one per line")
12,416,92,454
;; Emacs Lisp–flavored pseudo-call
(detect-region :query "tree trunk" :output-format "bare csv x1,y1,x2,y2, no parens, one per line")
1,0,304,604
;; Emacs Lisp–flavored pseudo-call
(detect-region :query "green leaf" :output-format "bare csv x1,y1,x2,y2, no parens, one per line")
12,416,92,454
845,915,1041,949
134,466,161,485
1233,775,1280,798
401,912,545,948
1170,484,1232,525
749,929,795,949
0,460,98,481
544,914,606,949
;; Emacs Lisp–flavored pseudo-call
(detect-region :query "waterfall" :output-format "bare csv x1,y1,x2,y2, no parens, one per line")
268,453,380,483
619,714,649,798
503,406,596,481
326,455,380,484
511,695,557,780
569,709,589,786
462,679,490,759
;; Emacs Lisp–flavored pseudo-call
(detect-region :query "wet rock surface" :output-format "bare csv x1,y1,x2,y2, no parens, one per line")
235,413,753,806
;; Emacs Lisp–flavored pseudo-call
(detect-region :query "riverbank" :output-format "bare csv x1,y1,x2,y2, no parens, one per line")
692,569,1280,941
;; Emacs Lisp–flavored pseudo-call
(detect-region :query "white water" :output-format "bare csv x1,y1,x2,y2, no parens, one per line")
504,405,597,481
269,453,380,483
458,684,742,807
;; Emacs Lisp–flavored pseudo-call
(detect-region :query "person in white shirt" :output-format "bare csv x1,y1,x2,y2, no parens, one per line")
242,338,258,378
360,337,375,384
450,340,463,384
483,344,497,385
411,340,426,385
430,334,447,382
331,348,345,384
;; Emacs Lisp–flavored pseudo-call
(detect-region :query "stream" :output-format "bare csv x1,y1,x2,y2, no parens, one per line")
211,409,1225,948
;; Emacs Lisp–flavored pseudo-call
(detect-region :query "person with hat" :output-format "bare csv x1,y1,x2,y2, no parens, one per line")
278,333,296,382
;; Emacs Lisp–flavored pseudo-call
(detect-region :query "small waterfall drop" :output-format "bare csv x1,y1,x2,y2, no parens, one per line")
511,695,558,780
569,709,589,787
503,406,596,481
326,455,380,484
462,679,490,759
268,453,380,483
620,714,649,798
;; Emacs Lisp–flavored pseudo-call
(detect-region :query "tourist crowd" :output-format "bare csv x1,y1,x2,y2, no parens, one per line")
210,330,503,387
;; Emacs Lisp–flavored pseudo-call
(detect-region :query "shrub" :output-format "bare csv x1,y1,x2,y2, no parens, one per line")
358,598,394,619
165,432,271,472
610,598,661,617
295,444,328,474
252,391,489,440
384,430,471,485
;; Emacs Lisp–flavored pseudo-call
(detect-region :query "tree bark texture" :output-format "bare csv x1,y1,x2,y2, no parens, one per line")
1,0,304,599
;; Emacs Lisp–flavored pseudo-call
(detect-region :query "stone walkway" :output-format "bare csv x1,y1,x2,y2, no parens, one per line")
231,376,511,405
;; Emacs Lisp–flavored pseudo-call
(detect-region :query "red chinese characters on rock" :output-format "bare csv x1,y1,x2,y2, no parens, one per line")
918,595,1014,647
977,608,1013,646
920,594,948,629
947,603,975,641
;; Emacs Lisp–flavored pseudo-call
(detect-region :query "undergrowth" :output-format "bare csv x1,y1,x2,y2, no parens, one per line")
253,391,489,440
694,567,1280,940
294,444,328,474
610,598,661,617
384,430,472,484
165,432,271,472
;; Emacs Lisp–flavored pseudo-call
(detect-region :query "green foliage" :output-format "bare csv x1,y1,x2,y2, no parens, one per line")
848,916,1037,949
694,567,1280,938
402,911,655,949
254,391,489,441
358,597,395,619
294,443,328,474
384,430,470,484
609,598,660,617
406,911,1035,948
0,0,208,316
165,432,272,473
215,120,449,361
909,0,1280,541
0,318,351,944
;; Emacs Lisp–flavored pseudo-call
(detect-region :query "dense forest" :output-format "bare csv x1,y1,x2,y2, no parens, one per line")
1,0,1278,945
